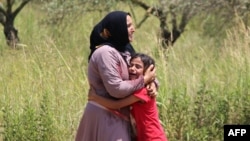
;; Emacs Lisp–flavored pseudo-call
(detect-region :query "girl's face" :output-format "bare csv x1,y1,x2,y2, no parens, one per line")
128,57,144,80
127,15,135,42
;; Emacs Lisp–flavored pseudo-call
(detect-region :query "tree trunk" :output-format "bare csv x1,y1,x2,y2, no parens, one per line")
0,0,31,48
4,24,19,48
161,28,181,48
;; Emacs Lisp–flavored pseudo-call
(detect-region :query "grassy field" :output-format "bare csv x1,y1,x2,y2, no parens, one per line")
0,3,250,141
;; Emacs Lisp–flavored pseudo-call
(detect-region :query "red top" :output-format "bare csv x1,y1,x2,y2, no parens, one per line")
131,88,168,141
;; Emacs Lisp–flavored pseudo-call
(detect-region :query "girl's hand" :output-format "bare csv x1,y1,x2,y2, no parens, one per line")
88,87,97,101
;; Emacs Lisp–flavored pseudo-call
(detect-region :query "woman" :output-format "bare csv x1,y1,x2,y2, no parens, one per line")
75,11,156,141
88,53,168,141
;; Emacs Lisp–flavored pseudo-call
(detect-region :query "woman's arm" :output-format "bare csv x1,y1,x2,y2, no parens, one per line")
146,79,159,97
91,46,156,98
144,65,158,97
143,64,156,84
93,46,144,98
88,89,140,109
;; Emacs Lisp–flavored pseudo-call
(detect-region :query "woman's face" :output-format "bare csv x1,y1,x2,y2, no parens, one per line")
128,57,144,80
127,15,135,42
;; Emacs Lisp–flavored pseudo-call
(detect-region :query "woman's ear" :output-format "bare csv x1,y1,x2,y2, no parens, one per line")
100,28,111,39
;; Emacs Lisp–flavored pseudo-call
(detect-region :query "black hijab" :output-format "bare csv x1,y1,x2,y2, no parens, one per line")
88,11,135,60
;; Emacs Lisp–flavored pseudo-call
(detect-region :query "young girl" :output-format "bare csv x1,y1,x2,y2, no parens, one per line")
89,53,168,141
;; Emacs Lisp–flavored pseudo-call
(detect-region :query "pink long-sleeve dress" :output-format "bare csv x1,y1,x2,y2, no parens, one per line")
75,45,144,141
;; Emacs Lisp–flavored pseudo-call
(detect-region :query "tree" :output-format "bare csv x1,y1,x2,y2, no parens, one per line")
128,0,208,48
40,0,116,25
128,0,250,48
39,0,250,49
0,0,31,48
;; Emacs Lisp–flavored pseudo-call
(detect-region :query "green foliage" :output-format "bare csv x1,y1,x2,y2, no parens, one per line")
155,18,250,141
1,92,55,140
39,0,119,25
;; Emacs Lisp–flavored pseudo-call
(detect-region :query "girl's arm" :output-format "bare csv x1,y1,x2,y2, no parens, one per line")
88,89,141,109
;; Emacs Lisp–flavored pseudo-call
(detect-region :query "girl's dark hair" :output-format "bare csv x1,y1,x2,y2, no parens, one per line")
130,53,155,73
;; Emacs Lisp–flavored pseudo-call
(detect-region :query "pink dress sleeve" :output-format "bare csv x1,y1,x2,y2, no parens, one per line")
91,45,144,98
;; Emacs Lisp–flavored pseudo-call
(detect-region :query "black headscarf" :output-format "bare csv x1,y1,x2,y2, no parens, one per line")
88,11,136,60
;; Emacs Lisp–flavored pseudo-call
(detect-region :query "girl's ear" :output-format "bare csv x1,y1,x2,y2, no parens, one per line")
100,28,111,39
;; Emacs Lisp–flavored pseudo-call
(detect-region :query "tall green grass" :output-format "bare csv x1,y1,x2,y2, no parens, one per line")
0,4,249,141
155,19,250,141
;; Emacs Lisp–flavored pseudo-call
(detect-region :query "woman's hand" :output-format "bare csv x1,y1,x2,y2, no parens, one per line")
143,64,156,84
146,81,158,98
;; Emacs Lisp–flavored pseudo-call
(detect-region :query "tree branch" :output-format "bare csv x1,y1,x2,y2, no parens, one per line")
137,7,154,28
129,0,161,28
13,0,31,18
6,0,13,14
0,2,6,25
130,0,150,10
0,6,6,15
